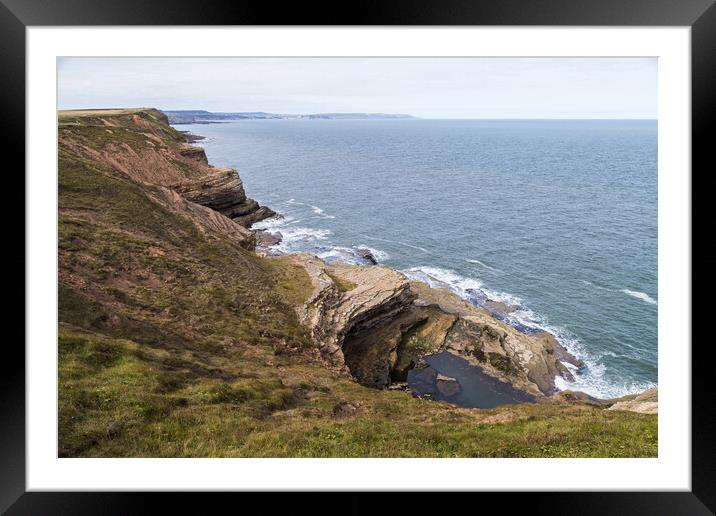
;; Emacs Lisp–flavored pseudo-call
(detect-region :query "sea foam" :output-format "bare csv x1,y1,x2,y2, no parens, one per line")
621,289,658,305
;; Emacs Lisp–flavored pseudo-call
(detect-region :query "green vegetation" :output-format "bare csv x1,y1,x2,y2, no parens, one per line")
59,324,657,458
488,352,519,376
57,109,658,458
325,271,357,292
59,108,186,152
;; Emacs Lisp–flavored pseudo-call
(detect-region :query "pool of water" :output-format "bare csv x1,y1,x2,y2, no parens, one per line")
407,352,536,408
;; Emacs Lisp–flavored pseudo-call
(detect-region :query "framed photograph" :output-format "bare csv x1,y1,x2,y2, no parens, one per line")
7,0,712,512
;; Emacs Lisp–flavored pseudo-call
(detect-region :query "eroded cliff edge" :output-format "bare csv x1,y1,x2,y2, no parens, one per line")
58,108,656,430
59,108,275,247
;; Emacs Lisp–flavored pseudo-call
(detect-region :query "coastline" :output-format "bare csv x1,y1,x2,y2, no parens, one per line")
56,108,658,458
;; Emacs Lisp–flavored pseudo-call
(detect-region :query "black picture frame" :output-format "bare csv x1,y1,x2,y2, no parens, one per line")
4,0,713,513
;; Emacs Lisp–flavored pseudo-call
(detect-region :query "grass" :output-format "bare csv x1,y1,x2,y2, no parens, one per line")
59,324,657,458
325,271,357,292
57,109,658,458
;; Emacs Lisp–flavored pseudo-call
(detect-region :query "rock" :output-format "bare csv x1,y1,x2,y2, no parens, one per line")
290,254,416,383
331,400,363,418
354,247,378,265
464,288,488,306
549,389,609,407
483,299,517,314
177,143,208,164
180,131,206,143
286,262,587,399
435,374,461,397
406,280,581,397
148,187,256,250
280,258,594,400
60,109,275,233
174,168,276,227
234,205,278,227
254,230,283,247
608,387,658,414
387,382,409,391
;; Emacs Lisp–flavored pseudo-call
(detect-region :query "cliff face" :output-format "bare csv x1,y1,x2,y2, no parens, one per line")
58,108,274,244
174,167,276,226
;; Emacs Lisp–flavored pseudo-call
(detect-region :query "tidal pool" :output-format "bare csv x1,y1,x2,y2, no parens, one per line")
407,351,536,408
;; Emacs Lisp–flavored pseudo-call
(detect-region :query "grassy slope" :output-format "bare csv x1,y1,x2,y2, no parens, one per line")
58,110,657,457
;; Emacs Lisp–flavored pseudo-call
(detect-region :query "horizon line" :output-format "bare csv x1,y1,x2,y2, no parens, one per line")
56,107,657,121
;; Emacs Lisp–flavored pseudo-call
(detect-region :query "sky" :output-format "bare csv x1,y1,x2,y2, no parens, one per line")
58,57,657,119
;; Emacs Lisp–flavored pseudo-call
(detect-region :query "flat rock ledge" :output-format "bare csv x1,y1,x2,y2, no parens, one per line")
608,387,658,414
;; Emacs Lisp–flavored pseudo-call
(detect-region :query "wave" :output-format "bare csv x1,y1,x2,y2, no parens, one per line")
255,214,332,250
252,209,389,266
279,227,331,242
555,369,657,399
310,205,336,219
252,215,294,231
284,199,336,219
466,258,501,273
403,266,484,294
583,280,658,307
315,245,389,265
621,289,658,305
581,279,613,292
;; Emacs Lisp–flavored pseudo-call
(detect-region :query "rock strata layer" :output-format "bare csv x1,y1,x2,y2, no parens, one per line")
173,166,277,227
292,254,416,372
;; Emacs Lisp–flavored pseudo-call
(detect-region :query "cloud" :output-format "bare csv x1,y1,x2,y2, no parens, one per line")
57,57,657,119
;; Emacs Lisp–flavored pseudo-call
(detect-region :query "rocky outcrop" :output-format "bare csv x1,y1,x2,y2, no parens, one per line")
178,143,209,164
405,281,582,397
435,374,461,397
286,253,582,398
608,387,658,414
255,229,283,248
173,167,276,227
290,254,416,378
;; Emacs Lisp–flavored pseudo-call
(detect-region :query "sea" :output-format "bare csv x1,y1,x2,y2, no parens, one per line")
178,118,658,399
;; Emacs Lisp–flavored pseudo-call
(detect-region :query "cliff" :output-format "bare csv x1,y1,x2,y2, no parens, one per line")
57,108,657,458
59,108,275,246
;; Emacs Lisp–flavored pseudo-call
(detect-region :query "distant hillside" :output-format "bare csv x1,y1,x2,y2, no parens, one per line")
164,110,417,124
